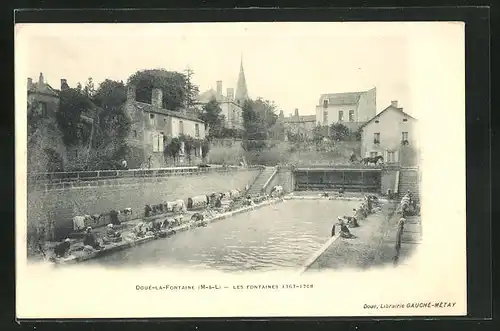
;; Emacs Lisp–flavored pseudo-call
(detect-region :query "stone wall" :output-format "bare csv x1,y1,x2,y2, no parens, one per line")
27,169,261,240
381,169,399,195
265,167,293,194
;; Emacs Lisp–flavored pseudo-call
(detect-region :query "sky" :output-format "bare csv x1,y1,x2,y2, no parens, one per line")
16,22,463,118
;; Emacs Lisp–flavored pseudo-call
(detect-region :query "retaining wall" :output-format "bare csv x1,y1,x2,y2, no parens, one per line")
28,169,261,240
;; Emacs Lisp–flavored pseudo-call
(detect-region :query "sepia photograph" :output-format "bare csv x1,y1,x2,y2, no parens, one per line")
16,21,466,319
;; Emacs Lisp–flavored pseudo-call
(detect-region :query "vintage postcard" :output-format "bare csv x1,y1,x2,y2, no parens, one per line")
16,22,466,319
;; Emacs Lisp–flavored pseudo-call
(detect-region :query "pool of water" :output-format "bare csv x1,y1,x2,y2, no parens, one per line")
84,200,360,272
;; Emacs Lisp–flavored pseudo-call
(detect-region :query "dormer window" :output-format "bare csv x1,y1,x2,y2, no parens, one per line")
323,99,329,108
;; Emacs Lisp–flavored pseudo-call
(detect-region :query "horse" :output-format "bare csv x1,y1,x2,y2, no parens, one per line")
361,155,384,165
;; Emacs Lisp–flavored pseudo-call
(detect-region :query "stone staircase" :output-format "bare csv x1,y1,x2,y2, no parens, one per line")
398,167,420,203
246,167,277,196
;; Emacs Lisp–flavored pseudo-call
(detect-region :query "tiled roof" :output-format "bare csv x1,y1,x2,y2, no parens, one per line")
284,115,316,123
133,101,204,123
319,91,363,105
28,83,59,97
359,105,417,130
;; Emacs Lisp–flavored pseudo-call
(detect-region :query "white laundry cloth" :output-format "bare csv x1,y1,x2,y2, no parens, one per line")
73,216,86,231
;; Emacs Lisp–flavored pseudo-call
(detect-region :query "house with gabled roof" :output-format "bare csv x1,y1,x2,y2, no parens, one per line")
359,101,419,165
315,87,377,132
124,84,206,168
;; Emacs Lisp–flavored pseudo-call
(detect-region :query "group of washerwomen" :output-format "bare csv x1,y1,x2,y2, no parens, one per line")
240,185,285,207
52,208,131,259
392,191,417,265
330,195,381,239
397,190,419,217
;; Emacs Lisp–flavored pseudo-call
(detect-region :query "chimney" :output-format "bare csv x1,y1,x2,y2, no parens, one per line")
294,108,299,117
226,88,234,100
60,79,69,90
38,72,44,85
27,78,33,90
216,81,223,100
152,88,163,108
391,100,398,108
127,84,136,101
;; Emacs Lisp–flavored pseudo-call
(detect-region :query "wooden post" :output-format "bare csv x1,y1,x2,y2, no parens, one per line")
306,169,309,191
361,170,364,194
342,170,345,191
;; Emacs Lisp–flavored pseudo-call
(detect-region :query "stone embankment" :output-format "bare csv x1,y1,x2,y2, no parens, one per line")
303,199,399,272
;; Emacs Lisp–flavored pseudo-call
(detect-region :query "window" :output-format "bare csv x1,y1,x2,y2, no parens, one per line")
387,151,396,163
133,130,137,138
349,110,354,122
152,132,164,152
159,132,164,152
323,99,329,108
323,111,328,124
195,123,200,137
149,113,155,125
338,110,344,121
374,132,380,144
179,121,184,135
370,152,378,158
39,102,48,117
402,132,409,145
403,118,408,122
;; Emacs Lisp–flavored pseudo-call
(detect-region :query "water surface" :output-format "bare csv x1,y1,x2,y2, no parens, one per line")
85,200,359,272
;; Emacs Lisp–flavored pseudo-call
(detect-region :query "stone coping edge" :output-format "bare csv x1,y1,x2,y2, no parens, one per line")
298,234,342,275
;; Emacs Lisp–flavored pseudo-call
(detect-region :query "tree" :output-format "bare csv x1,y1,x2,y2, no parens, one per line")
184,67,200,108
179,134,195,164
201,138,210,160
165,137,182,163
83,77,96,98
329,123,350,141
313,125,329,144
241,98,279,151
128,69,194,110
200,98,224,137
91,79,130,164
56,88,95,146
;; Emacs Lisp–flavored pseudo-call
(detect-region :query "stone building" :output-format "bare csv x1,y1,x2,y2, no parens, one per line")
196,58,249,131
197,81,244,131
279,108,316,141
315,87,377,132
27,73,65,173
124,85,206,168
359,101,419,165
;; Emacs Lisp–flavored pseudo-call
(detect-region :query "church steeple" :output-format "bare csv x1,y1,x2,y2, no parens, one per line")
235,54,249,104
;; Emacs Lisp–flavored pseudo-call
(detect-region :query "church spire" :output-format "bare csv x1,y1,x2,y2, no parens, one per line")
235,54,249,104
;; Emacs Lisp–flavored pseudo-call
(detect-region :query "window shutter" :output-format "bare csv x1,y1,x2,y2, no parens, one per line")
395,150,399,163
384,150,388,162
